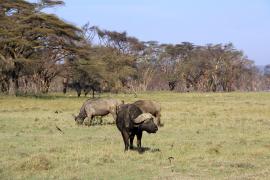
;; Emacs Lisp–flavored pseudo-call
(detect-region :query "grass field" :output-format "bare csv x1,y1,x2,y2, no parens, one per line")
0,92,270,179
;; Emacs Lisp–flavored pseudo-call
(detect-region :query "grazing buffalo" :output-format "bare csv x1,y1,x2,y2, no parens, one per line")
74,98,124,125
133,100,162,126
116,104,158,151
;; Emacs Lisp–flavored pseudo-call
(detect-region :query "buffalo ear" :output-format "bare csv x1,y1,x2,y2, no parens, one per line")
115,105,121,116
109,106,117,113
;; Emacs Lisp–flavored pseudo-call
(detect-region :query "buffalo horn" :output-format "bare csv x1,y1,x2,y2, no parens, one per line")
133,113,154,124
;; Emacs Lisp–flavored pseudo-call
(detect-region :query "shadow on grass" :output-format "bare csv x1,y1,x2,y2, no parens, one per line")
15,93,83,100
13,92,121,100
83,117,116,126
90,121,116,126
130,147,160,154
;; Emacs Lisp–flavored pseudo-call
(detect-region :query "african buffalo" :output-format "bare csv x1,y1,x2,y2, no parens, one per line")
133,100,162,126
74,98,123,125
116,104,158,151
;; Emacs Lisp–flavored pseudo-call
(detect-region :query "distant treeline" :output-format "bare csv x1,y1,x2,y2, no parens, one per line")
1,0,270,95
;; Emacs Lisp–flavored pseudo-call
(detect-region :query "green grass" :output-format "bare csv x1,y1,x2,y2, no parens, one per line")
0,92,270,179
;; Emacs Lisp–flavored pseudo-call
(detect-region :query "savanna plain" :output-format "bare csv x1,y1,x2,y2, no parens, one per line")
0,92,270,179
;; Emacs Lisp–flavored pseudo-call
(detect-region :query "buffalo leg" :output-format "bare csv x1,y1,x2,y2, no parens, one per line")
121,131,129,151
76,88,81,97
156,112,161,126
92,89,95,99
130,133,135,149
136,131,142,151
89,116,94,126
85,111,93,126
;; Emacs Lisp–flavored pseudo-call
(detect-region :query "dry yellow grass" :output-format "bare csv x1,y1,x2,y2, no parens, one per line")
0,92,270,179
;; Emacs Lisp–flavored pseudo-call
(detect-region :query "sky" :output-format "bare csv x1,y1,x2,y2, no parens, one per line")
42,0,270,65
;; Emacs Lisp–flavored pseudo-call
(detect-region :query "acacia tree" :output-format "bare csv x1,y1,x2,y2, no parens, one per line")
0,0,86,94
176,43,256,92
0,0,35,94
25,14,85,93
64,24,139,95
134,41,161,91
137,42,259,92
263,65,270,90
160,42,195,90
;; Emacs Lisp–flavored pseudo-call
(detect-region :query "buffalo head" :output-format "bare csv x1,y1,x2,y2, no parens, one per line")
72,114,84,125
133,113,158,133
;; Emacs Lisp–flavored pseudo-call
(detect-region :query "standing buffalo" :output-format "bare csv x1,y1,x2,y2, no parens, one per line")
133,100,162,126
116,104,158,151
74,98,123,125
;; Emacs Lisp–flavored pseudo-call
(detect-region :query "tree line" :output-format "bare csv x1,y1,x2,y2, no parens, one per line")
1,0,269,96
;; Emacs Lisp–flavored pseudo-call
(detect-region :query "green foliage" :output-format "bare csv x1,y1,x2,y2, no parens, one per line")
70,47,137,92
0,0,85,94
143,42,260,91
0,1,267,94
